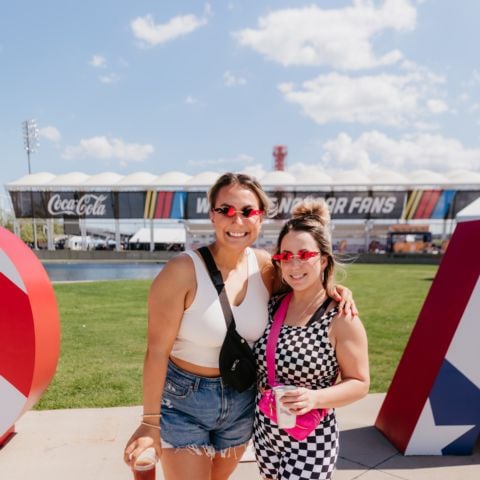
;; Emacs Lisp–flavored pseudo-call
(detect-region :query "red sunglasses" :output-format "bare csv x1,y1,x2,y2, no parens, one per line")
212,205,264,218
272,250,321,262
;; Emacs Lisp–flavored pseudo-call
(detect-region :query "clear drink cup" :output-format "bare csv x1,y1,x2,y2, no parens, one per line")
273,385,297,429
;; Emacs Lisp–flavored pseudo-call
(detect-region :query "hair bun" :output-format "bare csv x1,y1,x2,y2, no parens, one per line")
291,199,330,226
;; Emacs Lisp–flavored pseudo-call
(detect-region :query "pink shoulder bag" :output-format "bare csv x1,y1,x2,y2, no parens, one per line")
258,292,330,441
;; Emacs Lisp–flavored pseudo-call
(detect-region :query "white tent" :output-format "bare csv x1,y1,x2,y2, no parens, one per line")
456,197,480,222
8,168,480,189
129,227,186,244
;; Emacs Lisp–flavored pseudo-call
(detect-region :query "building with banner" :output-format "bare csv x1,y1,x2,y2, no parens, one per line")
5,169,480,253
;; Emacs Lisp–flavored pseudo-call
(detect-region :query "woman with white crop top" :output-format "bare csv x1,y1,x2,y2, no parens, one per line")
123,173,355,480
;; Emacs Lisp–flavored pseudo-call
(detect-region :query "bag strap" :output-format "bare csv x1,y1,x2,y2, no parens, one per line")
198,246,235,329
306,296,332,326
265,292,292,386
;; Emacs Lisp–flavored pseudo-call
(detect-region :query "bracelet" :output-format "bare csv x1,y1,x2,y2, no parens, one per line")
141,421,161,429
142,413,162,418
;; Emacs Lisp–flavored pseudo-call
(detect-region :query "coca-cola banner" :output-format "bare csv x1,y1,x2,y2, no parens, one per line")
9,189,480,220
10,191,115,218
49,192,114,217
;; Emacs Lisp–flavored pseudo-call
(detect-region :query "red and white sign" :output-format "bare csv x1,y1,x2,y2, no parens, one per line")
0,227,60,445
375,217,480,455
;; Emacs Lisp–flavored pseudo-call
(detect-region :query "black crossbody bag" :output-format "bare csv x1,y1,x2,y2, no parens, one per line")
198,247,257,392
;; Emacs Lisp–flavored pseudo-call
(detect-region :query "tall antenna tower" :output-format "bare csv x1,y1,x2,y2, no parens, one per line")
273,145,288,171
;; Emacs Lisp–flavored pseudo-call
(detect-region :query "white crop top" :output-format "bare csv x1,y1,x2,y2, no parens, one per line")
170,248,270,368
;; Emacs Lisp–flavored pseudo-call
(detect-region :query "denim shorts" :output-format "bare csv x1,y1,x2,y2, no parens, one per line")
160,360,256,454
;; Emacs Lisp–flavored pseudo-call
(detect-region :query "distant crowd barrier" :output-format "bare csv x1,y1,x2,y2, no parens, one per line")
32,249,443,265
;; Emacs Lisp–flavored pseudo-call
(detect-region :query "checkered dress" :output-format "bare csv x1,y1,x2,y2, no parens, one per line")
253,294,340,480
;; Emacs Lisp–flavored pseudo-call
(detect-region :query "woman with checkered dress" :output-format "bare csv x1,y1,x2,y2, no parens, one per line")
253,199,370,480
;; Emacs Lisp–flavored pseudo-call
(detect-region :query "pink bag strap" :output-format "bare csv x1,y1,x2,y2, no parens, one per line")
265,292,293,386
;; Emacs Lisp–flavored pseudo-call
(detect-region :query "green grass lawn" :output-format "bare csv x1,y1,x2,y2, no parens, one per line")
340,263,437,392
35,263,437,409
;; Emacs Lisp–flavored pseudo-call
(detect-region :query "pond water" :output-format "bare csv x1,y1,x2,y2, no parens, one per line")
43,262,164,282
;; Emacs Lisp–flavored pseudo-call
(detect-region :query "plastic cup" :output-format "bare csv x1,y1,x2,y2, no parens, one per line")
273,385,297,429
133,447,156,480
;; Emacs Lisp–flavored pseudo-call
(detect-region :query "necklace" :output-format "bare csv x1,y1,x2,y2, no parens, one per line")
286,289,326,326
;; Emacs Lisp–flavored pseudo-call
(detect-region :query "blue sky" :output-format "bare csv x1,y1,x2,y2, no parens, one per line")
1,0,480,194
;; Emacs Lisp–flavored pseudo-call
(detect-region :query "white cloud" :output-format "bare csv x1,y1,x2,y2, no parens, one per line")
90,55,106,68
240,164,266,180
188,153,254,167
38,126,61,143
204,3,213,17
237,153,254,163
278,70,446,127
185,95,199,104
131,9,209,47
62,136,154,163
459,69,480,111
466,69,480,87
319,130,480,173
234,0,416,69
223,70,246,87
468,103,480,113
88,55,120,84
99,73,119,84
427,98,448,114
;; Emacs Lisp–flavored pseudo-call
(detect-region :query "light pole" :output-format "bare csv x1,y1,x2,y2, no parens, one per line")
22,119,39,249
22,119,39,175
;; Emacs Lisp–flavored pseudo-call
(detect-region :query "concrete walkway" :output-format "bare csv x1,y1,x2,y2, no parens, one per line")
0,394,478,479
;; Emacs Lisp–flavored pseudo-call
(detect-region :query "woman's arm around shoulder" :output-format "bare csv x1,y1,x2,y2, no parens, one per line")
331,285,359,316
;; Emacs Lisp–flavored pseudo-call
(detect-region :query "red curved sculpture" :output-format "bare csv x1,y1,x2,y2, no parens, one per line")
0,227,60,445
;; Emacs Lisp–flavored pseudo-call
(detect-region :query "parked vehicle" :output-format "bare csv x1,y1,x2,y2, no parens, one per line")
386,224,432,253
65,235,95,250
